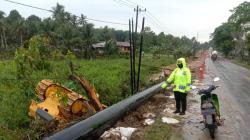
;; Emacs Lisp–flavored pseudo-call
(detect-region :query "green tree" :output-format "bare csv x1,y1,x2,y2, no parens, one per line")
104,39,117,55
78,14,87,26
228,1,250,60
245,33,250,62
56,23,74,51
0,10,5,48
52,3,67,23
212,22,235,57
229,1,250,25
16,18,26,46
83,23,95,59
6,10,23,45
26,15,42,38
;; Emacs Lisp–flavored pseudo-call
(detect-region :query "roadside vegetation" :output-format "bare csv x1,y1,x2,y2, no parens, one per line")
232,59,250,69
211,1,250,64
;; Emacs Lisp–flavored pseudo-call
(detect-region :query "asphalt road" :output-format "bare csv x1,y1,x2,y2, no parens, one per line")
181,57,250,140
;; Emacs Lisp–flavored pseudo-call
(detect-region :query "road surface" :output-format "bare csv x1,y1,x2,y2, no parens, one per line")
181,58,250,140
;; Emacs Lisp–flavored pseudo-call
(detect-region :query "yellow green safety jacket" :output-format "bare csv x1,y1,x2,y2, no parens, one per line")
161,58,191,93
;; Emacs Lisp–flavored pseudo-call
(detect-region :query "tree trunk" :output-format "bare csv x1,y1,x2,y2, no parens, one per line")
90,45,94,59
81,46,84,58
0,31,4,48
88,45,91,60
20,31,23,46
69,74,104,111
3,30,7,49
238,31,245,61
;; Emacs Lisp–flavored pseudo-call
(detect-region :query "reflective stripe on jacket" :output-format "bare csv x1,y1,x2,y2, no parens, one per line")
166,58,191,93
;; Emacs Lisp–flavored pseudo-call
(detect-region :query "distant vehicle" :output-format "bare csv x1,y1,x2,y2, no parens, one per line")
211,51,218,61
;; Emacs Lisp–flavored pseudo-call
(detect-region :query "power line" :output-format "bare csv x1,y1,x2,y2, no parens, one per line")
141,12,163,32
112,0,155,32
122,0,137,5
122,0,146,9
3,0,128,26
146,11,170,32
112,0,134,9
143,12,169,33
3,0,53,12
86,17,128,25
115,0,135,8
143,16,162,33
118,0,170,33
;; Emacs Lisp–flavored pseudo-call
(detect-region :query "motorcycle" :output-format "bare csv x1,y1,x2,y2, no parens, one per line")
211,51,218,61
192,77,221,139
211,54,217,61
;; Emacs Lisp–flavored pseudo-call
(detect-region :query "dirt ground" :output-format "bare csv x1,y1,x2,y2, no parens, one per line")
99,92,181,140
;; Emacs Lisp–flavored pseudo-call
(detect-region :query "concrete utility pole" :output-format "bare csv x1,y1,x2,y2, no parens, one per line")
134,6,146,36
133,5,146,93
137,17,145,92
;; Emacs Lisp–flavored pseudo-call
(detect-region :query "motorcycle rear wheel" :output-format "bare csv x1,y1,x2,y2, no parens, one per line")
209,128,215,139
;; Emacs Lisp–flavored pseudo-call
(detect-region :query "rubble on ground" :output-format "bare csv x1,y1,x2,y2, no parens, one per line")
161,117,180,124
143,119,155,125
100,127,137,140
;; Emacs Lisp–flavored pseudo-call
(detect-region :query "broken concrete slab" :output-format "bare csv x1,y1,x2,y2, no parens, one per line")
143,119,155,125
161,117,180,124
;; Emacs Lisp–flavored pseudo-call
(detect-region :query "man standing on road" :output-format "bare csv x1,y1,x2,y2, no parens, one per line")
161,58,191,115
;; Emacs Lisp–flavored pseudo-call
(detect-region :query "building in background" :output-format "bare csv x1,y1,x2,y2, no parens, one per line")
92,41,130,54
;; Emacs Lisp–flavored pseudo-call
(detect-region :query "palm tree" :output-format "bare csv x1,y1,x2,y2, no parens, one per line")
0,11,6,48
78,14,86,26
52,3,66,23
16,19,25,46
0,27,3,48
83,23,94,59
70,14,78,27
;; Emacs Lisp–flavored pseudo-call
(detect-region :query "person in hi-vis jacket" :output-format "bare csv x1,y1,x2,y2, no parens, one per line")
161,58,191,115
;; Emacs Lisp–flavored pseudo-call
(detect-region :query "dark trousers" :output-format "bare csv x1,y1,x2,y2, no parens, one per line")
174,91,187,113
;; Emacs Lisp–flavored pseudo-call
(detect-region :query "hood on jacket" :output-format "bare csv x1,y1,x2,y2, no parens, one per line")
176,58,187,68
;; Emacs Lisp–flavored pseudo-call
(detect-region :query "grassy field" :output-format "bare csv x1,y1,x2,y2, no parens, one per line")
0,54,175,139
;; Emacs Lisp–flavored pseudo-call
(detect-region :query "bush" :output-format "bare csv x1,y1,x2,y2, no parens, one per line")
29,35,50,58
104,39,118,55
51,49,64,60
65,50,76,60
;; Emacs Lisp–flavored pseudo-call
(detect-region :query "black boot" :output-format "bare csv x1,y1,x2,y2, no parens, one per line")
179,112,185,115
173,110,180,114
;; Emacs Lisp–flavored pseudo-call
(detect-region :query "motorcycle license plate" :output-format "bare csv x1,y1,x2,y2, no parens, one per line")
202,108,216,115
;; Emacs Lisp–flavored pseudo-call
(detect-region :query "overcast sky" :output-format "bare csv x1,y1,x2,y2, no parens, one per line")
0,0,247,42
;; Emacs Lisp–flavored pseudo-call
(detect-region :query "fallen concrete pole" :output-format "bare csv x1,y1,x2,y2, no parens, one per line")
44,82,163,140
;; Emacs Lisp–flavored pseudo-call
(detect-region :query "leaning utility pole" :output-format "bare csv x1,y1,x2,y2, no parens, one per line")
133,5,146,93
136,17,145,92
129,19,134,95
